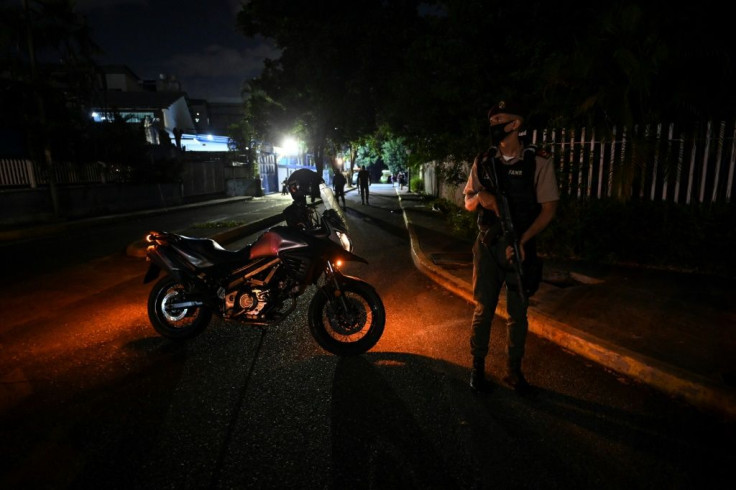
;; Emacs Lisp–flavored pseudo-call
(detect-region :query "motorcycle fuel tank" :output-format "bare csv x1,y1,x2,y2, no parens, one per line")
249,229,306,259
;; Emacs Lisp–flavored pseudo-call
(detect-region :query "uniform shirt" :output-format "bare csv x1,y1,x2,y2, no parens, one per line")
463,149,559,204
333,172,346,190
357,170,370,188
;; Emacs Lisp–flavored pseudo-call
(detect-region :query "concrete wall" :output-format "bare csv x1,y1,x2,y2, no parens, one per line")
0,153,260,227
421,160,468,206
0,183,184,226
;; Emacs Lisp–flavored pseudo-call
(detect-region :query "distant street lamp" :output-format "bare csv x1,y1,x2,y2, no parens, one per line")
281,136,300,155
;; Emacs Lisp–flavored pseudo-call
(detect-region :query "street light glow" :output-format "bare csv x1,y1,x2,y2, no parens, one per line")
281,136,300,155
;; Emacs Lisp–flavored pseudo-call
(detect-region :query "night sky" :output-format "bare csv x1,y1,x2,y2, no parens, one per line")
77,0,280,103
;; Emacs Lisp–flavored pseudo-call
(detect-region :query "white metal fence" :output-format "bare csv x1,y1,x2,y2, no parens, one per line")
0,155,236,195
0,158,116,187
527,119,736,204
0,158,37,187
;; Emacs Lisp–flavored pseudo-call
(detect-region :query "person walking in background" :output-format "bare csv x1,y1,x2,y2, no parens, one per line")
463,100,559,396
357,165,371,205
333,171,347,209
173,127,183,149
398,171,407,191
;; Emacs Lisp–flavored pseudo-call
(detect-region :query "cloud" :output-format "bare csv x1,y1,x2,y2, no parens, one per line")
165,41,280,79
161,41,280,100
75,0,282,101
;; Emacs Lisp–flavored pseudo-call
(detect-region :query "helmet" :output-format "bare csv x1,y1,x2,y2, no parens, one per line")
287,169,320,201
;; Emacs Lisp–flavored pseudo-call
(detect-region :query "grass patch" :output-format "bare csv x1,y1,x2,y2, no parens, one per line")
427,197,477,242
192,221,246,229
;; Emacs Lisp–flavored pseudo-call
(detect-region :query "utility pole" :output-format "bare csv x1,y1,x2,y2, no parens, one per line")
24,0,60,217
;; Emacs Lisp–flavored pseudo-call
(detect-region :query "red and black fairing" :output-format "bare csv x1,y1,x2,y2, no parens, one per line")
250,225,367,285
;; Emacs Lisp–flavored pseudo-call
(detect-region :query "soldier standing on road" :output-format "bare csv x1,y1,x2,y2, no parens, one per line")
357,165,371,205
463,100,559,395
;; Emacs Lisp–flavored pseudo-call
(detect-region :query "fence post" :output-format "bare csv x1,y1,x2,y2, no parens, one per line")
699,120,712,203
711,120,726,203
568,127,575,197
606,127,613,198
586,128,594,198
618,126,628,199
727,126,736,203
597,130,604,199
686,130,697,205
26,159,37,188
662,123,673,201
620,125,629,200
639,124,647,199
577,126,585,198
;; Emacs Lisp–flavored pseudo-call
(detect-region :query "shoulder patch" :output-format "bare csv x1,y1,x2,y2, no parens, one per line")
476,149,493,164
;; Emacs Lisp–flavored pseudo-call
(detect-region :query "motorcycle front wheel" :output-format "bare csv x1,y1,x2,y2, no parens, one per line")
147,275,212,339
308,278,385,356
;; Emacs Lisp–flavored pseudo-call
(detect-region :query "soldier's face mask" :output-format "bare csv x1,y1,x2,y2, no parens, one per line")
490,121,513,144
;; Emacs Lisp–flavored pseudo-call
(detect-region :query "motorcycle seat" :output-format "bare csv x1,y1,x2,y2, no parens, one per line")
179,236,250,263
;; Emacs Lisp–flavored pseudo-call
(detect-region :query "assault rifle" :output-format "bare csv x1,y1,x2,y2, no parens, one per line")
478,149,527,305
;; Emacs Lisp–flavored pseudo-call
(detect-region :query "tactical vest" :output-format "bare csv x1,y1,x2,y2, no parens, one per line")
476,146,541,235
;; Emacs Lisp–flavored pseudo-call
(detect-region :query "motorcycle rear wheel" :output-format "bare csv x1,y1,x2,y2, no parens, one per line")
148,275,212,339
308,279,385,356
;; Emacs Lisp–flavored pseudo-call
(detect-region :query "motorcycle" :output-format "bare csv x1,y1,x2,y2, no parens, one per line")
143,184,385,356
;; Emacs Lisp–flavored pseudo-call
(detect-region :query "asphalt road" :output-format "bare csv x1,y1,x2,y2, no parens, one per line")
0,197,285,279
0,189,733,489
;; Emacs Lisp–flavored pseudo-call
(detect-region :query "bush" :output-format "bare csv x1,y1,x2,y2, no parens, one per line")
429,198,477,242
538,198,734,275
429,195,736,277
410,176,423,192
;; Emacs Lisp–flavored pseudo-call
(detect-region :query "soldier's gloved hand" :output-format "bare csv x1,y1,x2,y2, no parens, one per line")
505,244,526,264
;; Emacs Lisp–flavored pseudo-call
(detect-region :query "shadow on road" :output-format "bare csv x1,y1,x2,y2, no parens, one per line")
331,353,459,489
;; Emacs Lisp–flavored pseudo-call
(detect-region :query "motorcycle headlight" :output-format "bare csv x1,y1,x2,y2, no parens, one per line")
337,231,352,252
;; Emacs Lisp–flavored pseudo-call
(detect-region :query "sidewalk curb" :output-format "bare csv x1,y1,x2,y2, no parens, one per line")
0,196,254,244
397,190,736,419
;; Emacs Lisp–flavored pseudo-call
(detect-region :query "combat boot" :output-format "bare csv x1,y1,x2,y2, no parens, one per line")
503,369,537,397
469,358,494,393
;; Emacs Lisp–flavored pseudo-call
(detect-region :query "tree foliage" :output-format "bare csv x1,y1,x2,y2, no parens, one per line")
353,144,376,169
1,0,100,159
238,0,734,171
1,0,154,181
381,136,408,175
238,0,424,174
